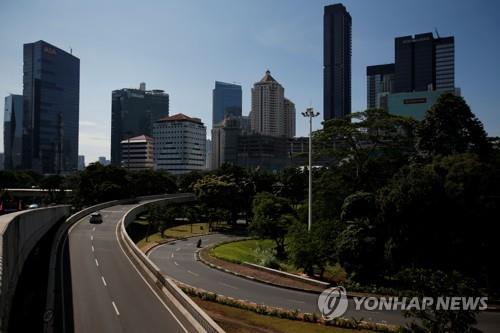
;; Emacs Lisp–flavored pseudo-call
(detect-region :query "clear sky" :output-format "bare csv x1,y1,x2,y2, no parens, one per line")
1,0,499,164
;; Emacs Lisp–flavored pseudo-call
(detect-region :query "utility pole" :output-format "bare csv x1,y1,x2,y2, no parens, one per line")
301,107,319,232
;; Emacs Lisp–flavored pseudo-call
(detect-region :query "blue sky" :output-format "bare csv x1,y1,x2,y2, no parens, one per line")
1,0,499,163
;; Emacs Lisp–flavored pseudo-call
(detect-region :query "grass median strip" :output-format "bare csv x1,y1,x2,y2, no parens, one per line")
192,297,374,333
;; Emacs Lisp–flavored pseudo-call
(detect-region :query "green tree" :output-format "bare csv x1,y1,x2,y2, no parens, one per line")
128,169,177,196
417,93,491,158
315,108,417,180
398,269,481,333
250,192,294,258
178,171,205,192
288,218,336,278
194,174,244,224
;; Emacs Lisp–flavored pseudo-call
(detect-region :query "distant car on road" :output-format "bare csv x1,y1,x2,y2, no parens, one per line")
28,203,40,209
89,212,103,224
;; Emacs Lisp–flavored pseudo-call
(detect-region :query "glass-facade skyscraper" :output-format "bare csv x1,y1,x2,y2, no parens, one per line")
110,83,169,166
394,33,455,93
3,94,24,170
366,64,395,109
22,40,80,173
324,3,352,121
212,81,242,126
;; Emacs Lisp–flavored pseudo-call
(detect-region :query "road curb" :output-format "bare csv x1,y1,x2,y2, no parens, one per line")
197,243,326,295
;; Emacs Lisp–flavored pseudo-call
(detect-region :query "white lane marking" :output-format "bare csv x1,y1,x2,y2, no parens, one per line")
95,258,99,267
171,253,174,259
187,270,199,277
115,220,189,333
112,301,120,316
91,245,94,252
101,276,107,286
92,227,96,232
219,282,238,290
193,253,197,261
91,235,94,241
174,261,179,266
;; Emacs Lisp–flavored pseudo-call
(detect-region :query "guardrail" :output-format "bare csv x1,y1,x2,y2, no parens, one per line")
0,205,70,333
118,195,225,333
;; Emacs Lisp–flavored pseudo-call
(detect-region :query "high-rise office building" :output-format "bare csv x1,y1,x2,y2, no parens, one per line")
394,33,454,93
324,3,352,121
212,81,242,126
250,70,285,137
23,40,80,173
366,64,395,109
111,83,169,166
153,114,206,175
78,155,85,170
98,156,110,166
211,117,243,169
3,94,24,170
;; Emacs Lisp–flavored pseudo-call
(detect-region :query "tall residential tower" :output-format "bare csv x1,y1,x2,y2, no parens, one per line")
324,3,352,121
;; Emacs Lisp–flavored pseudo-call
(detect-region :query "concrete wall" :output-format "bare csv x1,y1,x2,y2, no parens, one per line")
119,195,225,333
0,206,70,332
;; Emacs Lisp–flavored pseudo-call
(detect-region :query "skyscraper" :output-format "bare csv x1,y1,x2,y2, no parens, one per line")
324,3,352,121
366,64,395,109
250,70,285,137
394,33,455,93
212,81,242,126
78,155,85,170
3,94,24,170
111,83,169,166
23,40,80,173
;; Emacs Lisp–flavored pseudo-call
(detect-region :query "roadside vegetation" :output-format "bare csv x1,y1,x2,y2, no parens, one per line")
3,93,499,332
193,296,376,333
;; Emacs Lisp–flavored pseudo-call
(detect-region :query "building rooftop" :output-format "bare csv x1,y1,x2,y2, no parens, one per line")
121,135,153,144
258,70,278,83
157,113,202,124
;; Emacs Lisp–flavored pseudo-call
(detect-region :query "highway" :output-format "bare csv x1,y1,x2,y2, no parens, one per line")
149,233,500,333
66,203,198,333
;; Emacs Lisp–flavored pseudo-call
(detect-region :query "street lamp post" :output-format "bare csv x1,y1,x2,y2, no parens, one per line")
301,107,319,232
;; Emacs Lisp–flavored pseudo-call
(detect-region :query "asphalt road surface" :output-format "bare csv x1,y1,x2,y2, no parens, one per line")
149,233,500,333
67,203,198,333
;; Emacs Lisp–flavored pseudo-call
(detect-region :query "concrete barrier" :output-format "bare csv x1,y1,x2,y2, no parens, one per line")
118,195,225,333
0,206,70,332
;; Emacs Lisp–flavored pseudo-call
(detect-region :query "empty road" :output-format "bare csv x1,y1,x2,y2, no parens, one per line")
149,233,500,333
67,203,199,333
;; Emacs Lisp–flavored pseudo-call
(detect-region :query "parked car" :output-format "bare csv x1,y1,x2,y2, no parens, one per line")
89,212,103,224
28,203,40,209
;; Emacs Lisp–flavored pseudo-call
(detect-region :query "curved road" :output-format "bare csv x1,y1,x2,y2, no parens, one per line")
67,202,198,333
149,233,500,332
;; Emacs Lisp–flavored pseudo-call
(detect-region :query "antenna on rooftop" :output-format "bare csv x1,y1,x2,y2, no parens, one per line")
70,46,73,54
434,28,440,39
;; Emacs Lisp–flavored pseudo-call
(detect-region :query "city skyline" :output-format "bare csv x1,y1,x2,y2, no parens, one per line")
1,0,499,163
